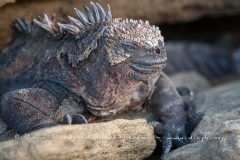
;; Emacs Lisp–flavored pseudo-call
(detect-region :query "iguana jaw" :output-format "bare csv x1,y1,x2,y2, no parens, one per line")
130,56,167,74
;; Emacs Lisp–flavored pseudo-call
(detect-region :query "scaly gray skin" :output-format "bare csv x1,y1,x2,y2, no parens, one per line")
0,3,203,157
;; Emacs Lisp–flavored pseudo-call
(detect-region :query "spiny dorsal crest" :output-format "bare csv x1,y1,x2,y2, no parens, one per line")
33,14,59,36
32,2,163,46
33,2,111,37
32,2,164,66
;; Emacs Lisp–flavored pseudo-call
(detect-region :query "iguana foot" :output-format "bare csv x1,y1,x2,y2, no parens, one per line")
62,114,88,124
159,111,188,159
185,112,204,134
149,111,204,160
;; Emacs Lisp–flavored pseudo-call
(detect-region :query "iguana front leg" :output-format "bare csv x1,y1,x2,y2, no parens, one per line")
0,88,60,134
148,73,203,158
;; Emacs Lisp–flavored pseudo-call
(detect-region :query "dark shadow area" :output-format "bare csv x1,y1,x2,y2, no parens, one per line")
160,15,240,44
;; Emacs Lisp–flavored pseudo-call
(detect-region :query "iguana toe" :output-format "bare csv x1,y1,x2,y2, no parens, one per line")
62,114,88,124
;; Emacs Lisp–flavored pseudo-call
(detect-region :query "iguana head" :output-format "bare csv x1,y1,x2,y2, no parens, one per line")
34,2,166,81
104,18,166,81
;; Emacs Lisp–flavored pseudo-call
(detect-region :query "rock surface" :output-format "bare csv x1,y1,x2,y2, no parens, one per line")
164,119,240,160
0,0,14,7
193,80,240,138
0,119,156,160
170,71,210,93
163,80,240,160
1,0,240,49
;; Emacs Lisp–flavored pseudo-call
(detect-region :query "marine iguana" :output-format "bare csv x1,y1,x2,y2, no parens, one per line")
0,2,203,158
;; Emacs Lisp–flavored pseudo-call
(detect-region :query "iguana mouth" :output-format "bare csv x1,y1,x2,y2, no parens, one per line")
130,58,167,74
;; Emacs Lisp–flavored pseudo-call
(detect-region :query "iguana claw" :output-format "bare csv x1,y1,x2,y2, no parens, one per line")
62,114,88,124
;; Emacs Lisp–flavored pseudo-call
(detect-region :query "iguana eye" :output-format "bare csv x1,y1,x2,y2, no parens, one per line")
124,44,137,53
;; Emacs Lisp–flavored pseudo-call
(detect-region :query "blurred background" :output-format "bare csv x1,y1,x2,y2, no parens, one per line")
1,0,240,82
